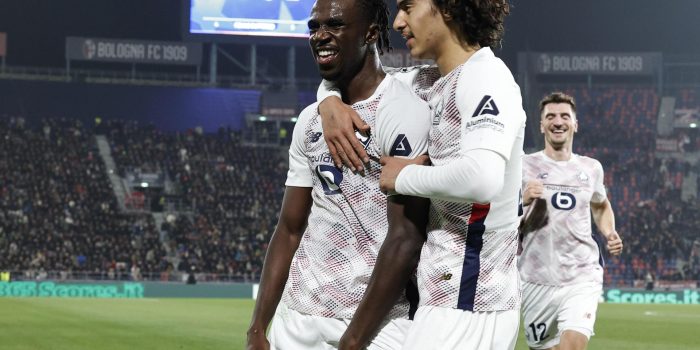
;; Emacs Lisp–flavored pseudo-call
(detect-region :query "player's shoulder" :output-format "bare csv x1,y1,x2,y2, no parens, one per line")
523,151,542,160
456,48,523,115
522,151,544,165
384,64,434,77
297,102,320,125
460,48,516,86
573,153,603,168
379,75,427,107
385,64,439,90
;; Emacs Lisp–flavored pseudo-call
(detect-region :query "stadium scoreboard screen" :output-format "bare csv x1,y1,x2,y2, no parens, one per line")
188,0,315,38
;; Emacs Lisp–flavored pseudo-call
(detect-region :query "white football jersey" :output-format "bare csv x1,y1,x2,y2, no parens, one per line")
283,75,431,319
519,151,607,286
410,48,526,312
314,50,525,312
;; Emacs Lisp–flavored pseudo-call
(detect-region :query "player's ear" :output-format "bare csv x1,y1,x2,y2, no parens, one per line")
365,23,379,45
573,114,579,133
540,119,545,134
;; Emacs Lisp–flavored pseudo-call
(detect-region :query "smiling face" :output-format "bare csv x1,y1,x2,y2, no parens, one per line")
308,0,371,81
541,102,578,151
393,0,450,60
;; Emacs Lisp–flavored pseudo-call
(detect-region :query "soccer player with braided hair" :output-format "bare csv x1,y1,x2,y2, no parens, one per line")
246,0,433,349
317,0,526,349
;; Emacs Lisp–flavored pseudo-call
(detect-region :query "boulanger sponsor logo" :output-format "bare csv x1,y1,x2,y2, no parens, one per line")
543,184,582,193
309,152,333,164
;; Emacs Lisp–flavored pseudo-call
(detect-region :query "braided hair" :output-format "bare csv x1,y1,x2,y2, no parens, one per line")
359,0,392,55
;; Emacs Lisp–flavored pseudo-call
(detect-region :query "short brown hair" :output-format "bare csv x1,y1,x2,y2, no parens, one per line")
539,92,576,114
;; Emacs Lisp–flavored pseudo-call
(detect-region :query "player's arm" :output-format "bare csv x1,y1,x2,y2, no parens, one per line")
381,149,506,203
383,67,525,203
247,107,315,349
316,68,427,171
590,161,622,255
246,187,312,349
591,197,622,256
338,195,430,350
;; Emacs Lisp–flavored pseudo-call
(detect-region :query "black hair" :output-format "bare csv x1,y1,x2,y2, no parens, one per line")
359,0,392,55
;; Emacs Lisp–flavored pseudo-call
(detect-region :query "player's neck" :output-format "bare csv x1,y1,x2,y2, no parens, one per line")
435,37,480,76
339,54,386,105
543,144,573,161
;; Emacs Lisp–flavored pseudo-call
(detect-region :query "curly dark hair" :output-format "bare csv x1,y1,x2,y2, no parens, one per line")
539,92,577,114
431,0,510,48
358,0,392,55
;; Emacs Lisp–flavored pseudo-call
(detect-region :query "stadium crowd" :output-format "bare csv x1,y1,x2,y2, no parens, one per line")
0,117,165,280
1,85,699,286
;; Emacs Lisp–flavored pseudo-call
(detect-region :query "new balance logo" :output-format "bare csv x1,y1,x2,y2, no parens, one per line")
471,95,500,118
390,134,412,157
308,132,322,143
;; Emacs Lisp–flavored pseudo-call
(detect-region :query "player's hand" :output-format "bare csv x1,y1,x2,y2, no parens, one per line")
246,329,270,350
523,180,544,206
319,96,371,172
606,231,623,256
379,155,430,193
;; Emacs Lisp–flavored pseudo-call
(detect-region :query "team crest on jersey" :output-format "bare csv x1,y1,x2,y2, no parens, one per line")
471,95,500,118
432,99,444,125
537,172,549,180
355,130,371,150
315,165,343,195
578,171,589,183
308,131,322,143
390,134,412,156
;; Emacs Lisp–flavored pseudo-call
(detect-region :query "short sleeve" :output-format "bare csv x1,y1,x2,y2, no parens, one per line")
374,79,431,159
316,79,341,102
591,161,607,203
285,105,315,187
455,63,526,160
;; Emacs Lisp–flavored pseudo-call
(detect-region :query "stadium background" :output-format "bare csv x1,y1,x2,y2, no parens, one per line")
0,0,699,349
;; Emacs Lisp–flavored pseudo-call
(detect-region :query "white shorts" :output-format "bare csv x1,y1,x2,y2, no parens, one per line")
521,281,602,349
401,306,519,350
268,302,412,350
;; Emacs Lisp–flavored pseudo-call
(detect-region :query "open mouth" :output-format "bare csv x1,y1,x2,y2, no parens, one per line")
550,129,567,135
316,48,339,65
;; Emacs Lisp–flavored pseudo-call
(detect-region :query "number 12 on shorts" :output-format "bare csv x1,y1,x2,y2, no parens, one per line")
528,322,549,342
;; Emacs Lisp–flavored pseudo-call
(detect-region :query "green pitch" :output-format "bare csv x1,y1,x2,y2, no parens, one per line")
1,298,699,349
